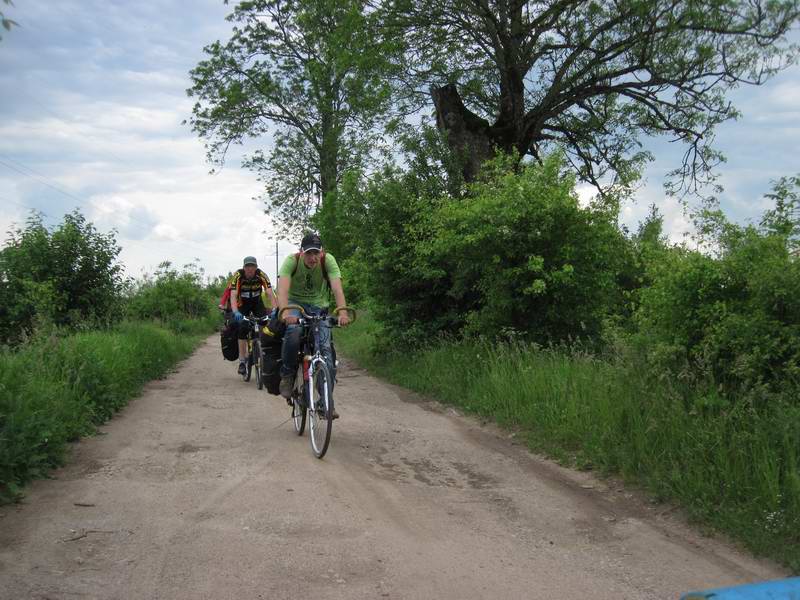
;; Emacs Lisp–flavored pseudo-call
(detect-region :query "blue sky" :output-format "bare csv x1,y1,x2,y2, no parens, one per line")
0,2,798,282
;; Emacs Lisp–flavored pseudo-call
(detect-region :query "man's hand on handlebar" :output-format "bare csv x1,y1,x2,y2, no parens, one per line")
279,305,304,325
233,310,243,322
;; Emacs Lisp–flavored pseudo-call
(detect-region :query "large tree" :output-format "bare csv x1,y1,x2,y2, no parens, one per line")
187,0,396,236
392,0,799,192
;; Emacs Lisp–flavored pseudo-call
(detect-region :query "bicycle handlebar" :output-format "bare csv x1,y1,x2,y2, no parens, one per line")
278,305,357,324
278,305,306,320
241,313,270,323
333,306,357,322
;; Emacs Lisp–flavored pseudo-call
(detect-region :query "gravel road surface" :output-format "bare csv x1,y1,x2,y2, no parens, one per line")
0,337,786,599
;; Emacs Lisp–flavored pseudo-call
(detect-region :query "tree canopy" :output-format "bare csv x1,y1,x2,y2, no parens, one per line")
392,0,799,191
1,0,17,40
187,0,397,237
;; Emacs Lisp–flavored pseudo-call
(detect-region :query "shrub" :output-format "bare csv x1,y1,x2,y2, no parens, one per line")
0,211,124,345
126,261,215,325
634,177,800,405
427,153,628,344
337,153,630,347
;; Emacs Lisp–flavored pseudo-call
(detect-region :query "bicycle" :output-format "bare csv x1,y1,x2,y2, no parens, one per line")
240,313,271,389
279,305,356,458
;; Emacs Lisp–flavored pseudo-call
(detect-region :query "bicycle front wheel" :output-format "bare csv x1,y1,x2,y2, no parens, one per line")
254,339,263,390
308,361,333,459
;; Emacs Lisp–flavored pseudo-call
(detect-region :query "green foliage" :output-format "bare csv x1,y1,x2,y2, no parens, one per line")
333,168,800,570
392,0,799,195
635,178,800,404
338,153,629,346
0,321,208,503
188,0,399,238
206,273,231,302
428,153,627,343
0,211,124,345
126,261,216,326
331,165,451,346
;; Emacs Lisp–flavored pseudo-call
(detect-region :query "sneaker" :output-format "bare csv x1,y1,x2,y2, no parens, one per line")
316,403,339,420
279,375,294,399
237,362,247,375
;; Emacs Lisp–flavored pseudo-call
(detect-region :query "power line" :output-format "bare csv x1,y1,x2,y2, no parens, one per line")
0,90,280,273
0,157,90,207
0,154,222,258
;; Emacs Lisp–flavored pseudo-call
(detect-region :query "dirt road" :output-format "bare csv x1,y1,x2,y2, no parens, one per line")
0,336,786,599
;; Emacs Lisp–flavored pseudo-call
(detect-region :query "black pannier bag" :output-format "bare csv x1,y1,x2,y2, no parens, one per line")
220,320,239,361
260,316,285,395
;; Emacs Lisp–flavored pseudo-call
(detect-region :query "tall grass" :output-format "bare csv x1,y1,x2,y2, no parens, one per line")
336,315,800,571
0,319,215,502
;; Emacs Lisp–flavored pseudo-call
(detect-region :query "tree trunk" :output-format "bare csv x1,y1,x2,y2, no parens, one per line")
319,90,339,208
432,83,527,182
431,84,496,182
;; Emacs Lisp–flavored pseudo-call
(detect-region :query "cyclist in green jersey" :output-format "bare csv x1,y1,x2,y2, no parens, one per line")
277,233,350,413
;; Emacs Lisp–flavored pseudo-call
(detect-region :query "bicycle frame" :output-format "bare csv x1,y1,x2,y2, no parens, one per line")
241,313,270,386
280,305,355,458
289,312,334,407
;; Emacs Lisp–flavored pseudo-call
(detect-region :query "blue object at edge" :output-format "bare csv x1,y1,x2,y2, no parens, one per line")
681,578,800,599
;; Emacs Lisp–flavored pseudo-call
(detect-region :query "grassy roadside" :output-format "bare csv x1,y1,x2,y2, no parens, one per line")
0,315,218,503
336,314,800,572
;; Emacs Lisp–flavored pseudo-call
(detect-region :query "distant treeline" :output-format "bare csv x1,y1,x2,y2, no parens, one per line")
0,210,224,346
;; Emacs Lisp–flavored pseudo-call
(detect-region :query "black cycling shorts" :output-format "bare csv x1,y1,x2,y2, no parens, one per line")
236,301,268,339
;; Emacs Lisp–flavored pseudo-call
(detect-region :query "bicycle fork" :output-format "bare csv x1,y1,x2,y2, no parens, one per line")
310,356,331,413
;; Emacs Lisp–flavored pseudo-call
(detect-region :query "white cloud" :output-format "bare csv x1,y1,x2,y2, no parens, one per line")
1,0,798,282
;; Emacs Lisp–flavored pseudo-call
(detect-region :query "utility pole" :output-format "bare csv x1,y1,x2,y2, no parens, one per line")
264,240,281,286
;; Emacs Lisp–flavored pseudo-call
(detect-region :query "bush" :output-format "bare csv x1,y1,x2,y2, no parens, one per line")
126,261,216,325
427,153,628,344
324,165,445,346
0,211,124,345
337,153,630,347
634,179,800,405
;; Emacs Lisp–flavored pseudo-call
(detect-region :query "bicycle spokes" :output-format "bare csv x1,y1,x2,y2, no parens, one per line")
309,362,333,458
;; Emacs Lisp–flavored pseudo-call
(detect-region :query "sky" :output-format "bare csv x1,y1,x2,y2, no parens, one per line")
0,1,798,284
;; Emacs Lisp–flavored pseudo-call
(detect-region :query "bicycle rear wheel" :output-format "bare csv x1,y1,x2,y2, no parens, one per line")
254,339,263,390
243,338,252,382
308,361,333,458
